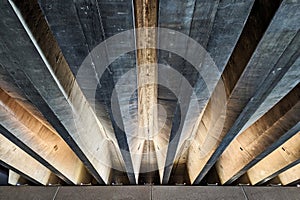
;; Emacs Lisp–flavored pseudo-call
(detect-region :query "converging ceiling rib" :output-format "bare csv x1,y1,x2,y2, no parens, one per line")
0,134,60,185
216,84,300,184
0,88,92,185
134,0,159,184
0,0,299,186
278,163,300,185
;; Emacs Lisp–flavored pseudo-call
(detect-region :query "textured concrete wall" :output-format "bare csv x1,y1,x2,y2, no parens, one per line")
0,186,299,200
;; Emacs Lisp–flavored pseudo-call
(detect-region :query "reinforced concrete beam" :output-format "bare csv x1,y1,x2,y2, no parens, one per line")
278,163,300,185
247,132,300,185
160,0,254,184
0,88,92,184
0,134,60,185
8,170,33,186
1,0,128,184
36,0,137,184
134,0,159,183
192,0,300,184
216,84,300,184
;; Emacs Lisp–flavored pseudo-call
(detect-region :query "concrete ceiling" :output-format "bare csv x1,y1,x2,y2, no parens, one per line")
0,0,299,186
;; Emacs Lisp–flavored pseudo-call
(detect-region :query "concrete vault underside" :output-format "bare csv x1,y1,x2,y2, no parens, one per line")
0,0,299,189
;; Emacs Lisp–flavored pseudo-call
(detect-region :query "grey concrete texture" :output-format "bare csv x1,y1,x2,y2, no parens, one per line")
55,186,151,200
152,186,246,200
0,186,299,200
0,186,58,200
243,187,300,200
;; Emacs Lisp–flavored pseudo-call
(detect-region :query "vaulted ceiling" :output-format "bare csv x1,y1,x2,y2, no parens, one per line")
0,0,299,186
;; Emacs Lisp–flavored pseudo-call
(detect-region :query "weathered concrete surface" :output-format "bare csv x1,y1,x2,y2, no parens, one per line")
8,170,26,186
238,57,300,134
0,0,125,184
37,0,137,184
278,163,300,185
192,0,300,184
216,85,300,184
159,0,254,184
56,186,151,200
247,132,300,185
0,186,58,200
0,186,299,200
0,88,91,185
0,0,299,187
152,186,246,200
0,135,60,185
243,187,300,200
